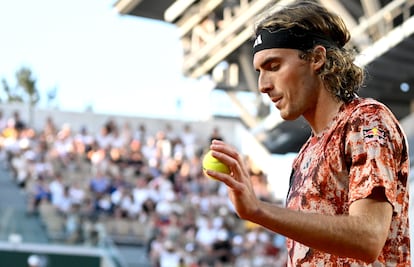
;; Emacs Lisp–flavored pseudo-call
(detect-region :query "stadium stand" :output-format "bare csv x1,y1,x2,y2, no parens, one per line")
0,106,288,267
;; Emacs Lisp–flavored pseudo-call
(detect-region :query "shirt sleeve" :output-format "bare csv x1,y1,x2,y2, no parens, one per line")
345,102,406,208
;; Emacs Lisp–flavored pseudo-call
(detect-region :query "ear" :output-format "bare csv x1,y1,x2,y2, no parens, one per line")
311,45,326,73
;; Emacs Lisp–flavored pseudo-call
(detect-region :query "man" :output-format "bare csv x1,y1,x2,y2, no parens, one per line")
206,1,410,266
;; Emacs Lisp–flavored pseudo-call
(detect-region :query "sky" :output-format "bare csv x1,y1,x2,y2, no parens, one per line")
0,0,297,199
0,0,255,120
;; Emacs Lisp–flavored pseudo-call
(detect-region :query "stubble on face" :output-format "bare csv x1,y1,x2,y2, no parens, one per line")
254,49,319,121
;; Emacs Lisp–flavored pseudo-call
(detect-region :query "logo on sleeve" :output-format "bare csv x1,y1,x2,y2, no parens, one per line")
363,127,386,143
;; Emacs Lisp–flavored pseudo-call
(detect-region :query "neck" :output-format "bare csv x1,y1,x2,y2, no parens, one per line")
304,92,343,136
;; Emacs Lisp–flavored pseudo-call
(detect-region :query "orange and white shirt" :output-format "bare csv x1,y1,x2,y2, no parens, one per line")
286,98,410,266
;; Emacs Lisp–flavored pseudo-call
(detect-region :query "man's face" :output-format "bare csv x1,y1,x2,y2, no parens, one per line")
253,48,321,121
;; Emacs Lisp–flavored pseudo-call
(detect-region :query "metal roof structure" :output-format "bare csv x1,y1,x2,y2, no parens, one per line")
114,0,414,154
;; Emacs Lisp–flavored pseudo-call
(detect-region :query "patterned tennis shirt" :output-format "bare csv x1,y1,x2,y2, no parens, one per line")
286,97,410,266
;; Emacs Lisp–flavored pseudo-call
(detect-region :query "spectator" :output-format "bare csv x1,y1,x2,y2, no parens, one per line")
195,216,219,251
0,110,7,132
159,239,183,267
164,123,178,150
42,116,57,145
142,136,160,176
89,170,111,197
110,185,134,218
125,139,145,175
0,113,285,263
134,123,148,144
49,172,65,206
51,123,74,168
27,175,51,214
95,124,114,151
211,226,233,265
120,121,134,148
68,181,86,205
11,110,26,132
32,154,54,181
208,126,224,144
73,126,95,158
55,185,73,214
155,130,173,165
132,175,157,219
179,124,197,160
64,203,83,244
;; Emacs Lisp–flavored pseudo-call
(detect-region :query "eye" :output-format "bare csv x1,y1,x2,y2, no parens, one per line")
270,62,280,71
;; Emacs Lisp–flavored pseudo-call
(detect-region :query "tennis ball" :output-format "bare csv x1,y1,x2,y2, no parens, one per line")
202,150,230,178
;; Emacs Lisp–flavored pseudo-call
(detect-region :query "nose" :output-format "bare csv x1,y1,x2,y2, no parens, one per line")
258,72,273,94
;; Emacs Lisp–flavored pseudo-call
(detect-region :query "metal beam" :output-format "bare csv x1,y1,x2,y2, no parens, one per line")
360,0,381,16
183,0,294,75
189,26,253,78
238,44,258,93
355,14,414,66
164,0,199,22
175,0,224,37
113,0,143,14
318,0,358,29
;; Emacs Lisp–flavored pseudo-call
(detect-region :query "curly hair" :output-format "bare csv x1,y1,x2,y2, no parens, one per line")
254,0,365,103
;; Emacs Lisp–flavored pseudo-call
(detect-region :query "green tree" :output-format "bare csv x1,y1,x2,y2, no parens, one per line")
0,67,41,126
16,67,40,126
16,67,40,106
1,78,24,103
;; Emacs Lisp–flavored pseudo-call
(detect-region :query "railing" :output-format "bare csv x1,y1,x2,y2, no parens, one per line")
351,0,414,51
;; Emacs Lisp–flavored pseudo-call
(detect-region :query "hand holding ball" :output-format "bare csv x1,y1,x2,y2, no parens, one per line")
202,150,230,178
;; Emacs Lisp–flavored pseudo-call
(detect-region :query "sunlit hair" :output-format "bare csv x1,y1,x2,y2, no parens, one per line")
254,0,364,103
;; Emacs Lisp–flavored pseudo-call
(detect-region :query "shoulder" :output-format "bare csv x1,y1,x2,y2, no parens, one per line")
346,97,392,115
343,97,400,126
343,98,407,150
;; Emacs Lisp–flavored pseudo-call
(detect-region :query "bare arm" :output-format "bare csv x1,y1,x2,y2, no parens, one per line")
254,188,392,262
207,140,393,263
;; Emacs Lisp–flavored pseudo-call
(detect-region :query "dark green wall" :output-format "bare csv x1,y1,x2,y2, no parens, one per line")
0,250,100,267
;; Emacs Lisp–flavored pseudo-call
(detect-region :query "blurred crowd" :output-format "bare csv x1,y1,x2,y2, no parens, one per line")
0,109,287,267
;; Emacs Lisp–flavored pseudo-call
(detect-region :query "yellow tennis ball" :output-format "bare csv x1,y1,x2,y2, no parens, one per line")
202,150,230,178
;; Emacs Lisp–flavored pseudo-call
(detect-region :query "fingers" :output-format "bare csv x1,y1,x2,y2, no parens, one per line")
211,139,224,145
207,141,259,220
209,147,239,178
209,140,238,162
208,141,250,184
205,169,244,191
